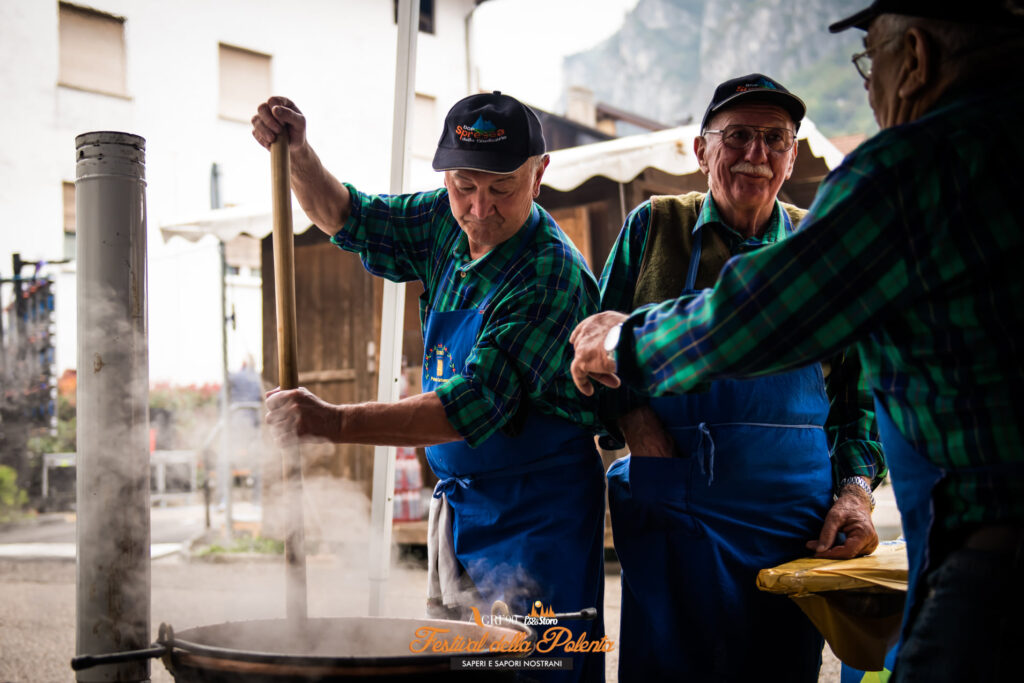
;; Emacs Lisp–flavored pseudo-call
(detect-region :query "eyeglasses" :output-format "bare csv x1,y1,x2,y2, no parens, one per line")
851,36,899,81
703,125,796,153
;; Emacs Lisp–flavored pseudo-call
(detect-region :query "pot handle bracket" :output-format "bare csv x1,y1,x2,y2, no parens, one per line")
69,623,174,672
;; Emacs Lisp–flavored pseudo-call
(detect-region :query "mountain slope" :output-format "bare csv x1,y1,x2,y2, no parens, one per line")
563,0,877,136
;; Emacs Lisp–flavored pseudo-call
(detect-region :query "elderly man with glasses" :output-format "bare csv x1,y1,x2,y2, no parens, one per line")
572,2,1024,681
594,73,885,682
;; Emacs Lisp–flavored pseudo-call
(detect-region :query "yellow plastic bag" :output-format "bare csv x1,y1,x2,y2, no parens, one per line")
757,540,907,671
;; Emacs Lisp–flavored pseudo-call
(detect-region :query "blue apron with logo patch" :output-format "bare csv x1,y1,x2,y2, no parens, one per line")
423,208,606,682
607,213,833,682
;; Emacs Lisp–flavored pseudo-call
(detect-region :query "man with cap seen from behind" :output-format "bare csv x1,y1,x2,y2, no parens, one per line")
253,92,606,683
569,2,1024,681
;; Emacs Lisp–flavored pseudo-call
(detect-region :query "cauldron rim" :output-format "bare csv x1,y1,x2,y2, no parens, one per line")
164,616,536,669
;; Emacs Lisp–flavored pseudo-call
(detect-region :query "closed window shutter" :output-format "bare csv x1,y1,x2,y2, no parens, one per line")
219,44,272,122
58,3,127,96
62,182,76,234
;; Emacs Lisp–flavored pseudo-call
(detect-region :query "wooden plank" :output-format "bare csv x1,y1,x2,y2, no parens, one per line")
549,205,592,266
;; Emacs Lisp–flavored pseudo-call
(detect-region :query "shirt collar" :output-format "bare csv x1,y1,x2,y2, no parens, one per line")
451,203,539,272
696,191,788,249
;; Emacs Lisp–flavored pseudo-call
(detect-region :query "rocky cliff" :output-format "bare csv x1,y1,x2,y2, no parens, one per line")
563,0,876,136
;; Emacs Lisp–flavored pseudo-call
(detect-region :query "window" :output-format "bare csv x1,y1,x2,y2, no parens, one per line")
218,44,272,122
412,93,437,159
62,181,76,260
393,0,435,34
58,3,127,97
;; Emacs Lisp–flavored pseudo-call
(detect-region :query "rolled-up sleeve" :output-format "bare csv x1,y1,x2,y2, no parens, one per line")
825,350,887,488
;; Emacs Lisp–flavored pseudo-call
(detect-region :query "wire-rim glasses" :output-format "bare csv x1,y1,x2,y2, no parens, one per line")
703,125,796,153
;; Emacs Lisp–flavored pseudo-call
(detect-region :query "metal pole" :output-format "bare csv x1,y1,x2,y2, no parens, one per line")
74,131,149,683
218,240,233,538
368,0,418,617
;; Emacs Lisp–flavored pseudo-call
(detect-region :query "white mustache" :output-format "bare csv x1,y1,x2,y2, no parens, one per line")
731,162,773,178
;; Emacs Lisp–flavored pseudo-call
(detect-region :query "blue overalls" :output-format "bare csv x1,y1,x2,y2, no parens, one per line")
423,210,606,682
607,214,833,682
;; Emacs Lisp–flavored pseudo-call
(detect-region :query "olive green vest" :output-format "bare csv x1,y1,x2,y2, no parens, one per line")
632,192,807,308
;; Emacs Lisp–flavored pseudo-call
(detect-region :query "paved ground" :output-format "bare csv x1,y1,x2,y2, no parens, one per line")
0,483,901,682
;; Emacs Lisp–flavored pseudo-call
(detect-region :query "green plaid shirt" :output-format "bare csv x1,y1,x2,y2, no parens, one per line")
617,82,1024,532
600,193,885,487
333,184,601,447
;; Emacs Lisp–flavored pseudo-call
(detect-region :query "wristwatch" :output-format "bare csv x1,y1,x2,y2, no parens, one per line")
603,323,623,369
836,476,875,510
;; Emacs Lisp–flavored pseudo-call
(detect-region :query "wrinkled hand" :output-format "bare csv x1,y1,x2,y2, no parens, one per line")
264,386,341,447
569,311,629,396
807,486,879,559
251,96,308,151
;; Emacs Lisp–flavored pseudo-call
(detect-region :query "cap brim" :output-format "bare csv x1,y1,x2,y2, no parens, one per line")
829,7,877,32
432,148,525,174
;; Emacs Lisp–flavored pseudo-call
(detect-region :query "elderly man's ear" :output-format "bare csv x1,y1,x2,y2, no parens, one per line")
531,154,551,197
694,136,709,175
896,27,935,100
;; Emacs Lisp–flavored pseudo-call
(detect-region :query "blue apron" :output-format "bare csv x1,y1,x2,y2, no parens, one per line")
423,208,606,682
607,214,833,682
871,393,943,675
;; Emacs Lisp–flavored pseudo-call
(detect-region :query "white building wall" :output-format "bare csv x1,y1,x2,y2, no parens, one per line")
0,0,478,385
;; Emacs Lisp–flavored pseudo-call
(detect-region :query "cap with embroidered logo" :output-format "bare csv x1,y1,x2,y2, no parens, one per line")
700,74,806,134
432,91,546,175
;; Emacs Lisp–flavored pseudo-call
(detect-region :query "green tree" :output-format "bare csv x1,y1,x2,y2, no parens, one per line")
0,465,28,522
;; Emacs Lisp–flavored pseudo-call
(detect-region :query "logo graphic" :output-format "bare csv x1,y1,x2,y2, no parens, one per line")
469,602,555,628
529,601,556,619
425,343,458,384
455,116,508,144
736,77,778,93
413,598,616,660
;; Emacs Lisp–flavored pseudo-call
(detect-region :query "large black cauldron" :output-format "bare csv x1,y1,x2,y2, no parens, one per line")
73,616,536,682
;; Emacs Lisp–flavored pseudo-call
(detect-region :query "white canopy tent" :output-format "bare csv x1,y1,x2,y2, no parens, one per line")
161,117,845,245
160,201,311,244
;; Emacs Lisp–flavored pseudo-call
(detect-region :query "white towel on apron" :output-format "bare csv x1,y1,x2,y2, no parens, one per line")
426,490,480,617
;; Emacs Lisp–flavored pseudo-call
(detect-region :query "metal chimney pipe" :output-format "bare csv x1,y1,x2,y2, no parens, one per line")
74,131,150,683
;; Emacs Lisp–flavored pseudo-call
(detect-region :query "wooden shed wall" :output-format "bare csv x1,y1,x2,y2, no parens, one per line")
261,228,382,491
260,229,436,503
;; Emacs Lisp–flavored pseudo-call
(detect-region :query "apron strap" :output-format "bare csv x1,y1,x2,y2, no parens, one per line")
695,422,715,486
432,448,593,495
432,474,471,499
682,201,794,296
426,204,543,316
683,226,704,293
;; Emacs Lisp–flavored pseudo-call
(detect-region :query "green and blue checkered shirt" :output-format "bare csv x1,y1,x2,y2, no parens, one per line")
616,82,1024,532
333,184,602,447
600,192,885,488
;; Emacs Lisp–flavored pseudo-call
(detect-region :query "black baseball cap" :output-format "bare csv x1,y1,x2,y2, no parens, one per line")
700,74,806,133
432,91,546,174
829,0,1024,32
